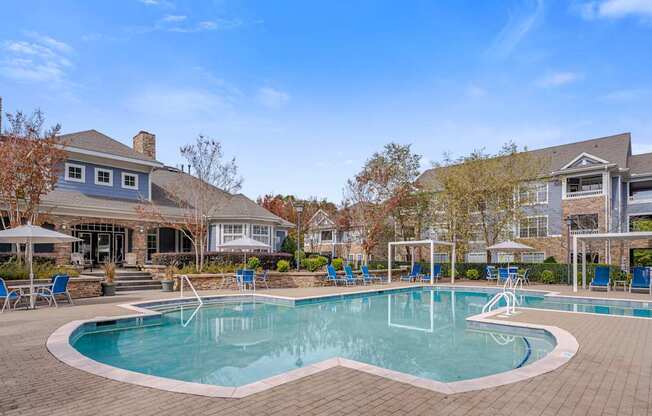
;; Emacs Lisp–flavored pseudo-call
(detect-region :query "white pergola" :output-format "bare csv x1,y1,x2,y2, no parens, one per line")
387,239,456,284
572,231,652,292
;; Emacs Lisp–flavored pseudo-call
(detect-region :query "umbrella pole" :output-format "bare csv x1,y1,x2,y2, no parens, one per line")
29,240,35,309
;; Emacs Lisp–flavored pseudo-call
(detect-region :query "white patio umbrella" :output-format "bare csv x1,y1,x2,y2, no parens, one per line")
217,237,271,265
486,240,534,268
0,224,81,308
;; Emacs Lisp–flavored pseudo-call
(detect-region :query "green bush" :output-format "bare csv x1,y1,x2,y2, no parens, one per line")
247,257,261,270
0,259,79,280
543,256,557,263
302,255,328,272
465,268,480,280
331,258,344,271
541,270,556,284
276,260,290,272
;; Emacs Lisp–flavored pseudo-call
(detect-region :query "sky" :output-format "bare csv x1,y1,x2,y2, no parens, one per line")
1,0,651,203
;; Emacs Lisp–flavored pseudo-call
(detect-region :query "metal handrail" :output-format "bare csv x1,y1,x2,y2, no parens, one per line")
483,290,516,315
179,274,204,306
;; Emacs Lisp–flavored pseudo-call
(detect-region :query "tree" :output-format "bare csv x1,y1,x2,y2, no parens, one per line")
344,143,422,262
0,109,66,228
137,135,243,272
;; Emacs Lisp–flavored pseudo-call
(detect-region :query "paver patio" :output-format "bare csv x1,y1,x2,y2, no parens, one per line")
2,282,652,415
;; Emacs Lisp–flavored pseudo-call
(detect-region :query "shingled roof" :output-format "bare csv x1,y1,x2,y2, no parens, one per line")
56,129,160,163
630,153,652,176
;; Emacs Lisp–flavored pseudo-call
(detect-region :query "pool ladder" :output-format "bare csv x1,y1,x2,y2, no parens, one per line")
179,274,204,306
483,290,517,315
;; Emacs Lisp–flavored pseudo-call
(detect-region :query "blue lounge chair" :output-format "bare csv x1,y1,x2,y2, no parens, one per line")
485,266,498,282
240,269,255,291
498,268,510,285
420,264,442,283
344,265,361,285
361,265,385,284
590,266,610,291
630,267,650,294
1,278,22,313
256,270,270,289
35,274,73,307
400,263,421,282
325,265,345,285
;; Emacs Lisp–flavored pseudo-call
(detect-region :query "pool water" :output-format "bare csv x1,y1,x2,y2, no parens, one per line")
72,289,554,387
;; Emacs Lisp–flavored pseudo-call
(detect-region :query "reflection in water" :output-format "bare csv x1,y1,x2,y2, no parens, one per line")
73,289,553,387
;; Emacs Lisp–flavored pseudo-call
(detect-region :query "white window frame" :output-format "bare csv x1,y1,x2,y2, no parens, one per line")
519,215,548,238
433,252,450,263
64,162,85,183
222,224,245,243
521,251,546,263
320,229,334,243
252,224,271,245
466,251,487,263
519,182,548,205
94,168,113,187
121,172,139,190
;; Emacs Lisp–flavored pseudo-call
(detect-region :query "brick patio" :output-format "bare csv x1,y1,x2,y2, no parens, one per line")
2,282,652,415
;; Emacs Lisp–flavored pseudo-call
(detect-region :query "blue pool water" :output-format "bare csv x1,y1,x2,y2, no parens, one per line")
72,288,555,387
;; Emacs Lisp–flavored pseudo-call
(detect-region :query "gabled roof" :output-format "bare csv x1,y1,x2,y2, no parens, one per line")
56,129,161,164
630,153,652,176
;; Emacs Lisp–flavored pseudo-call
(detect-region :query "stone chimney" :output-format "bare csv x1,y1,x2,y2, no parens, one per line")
133,130,156,159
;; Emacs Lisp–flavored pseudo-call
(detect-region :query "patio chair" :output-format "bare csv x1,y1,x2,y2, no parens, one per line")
255,270,270,289
325,265,346,286
519,269,530,286
498,268,510,286
361,265,385,284
629,267,651,294
344,265,362,285
0,278,22,313
420,264,442,283
485,266,498,282
590,266,610,292
240,269,255,291
400,263,421,282
35,274,73,307
508,266,518,279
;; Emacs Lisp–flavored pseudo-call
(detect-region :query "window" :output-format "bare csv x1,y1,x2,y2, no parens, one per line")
629,180,652,202
433,253,449,263
567,175,602,193
569,214,599,234
94,168,113,186
522,252,545,263
223,224,244,242
252,225,270,244
466,252,487,263
147,229,158,261
320,230,333,242
630,215,652,232
65,163,85,183
519,216,548,238
122,172,138,190
519,182,548,205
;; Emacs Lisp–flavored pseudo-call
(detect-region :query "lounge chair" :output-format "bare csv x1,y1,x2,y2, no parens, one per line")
344,265,362,285
361,265,385,284
35,275,73,307
256,270,270,289
590,266,610,291
630,267,651,294
400,264,421,282
240,269,255,291
1,278,22,313
497,268,510,286
485,266,498,282
420,264,442,283
325,265,346,286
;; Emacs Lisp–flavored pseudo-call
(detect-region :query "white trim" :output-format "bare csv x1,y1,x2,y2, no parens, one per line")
58,144,163,168
518,181,549,205
121,172,139,190
64,162,86,183
518,215,548,239
560,152,610,170
94,167,113,187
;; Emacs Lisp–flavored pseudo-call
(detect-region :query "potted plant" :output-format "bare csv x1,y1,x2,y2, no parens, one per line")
161,264,176,292
102,262,117,296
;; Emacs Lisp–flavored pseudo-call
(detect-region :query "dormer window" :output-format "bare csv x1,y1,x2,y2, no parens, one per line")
64,162,85,183
94,168,113,186
121,172,138,190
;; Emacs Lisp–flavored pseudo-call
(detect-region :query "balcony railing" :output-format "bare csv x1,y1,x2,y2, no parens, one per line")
570,229,600,235
565,189,603,199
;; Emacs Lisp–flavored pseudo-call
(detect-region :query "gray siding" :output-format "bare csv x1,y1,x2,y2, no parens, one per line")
611,176,621,232
522,180,562,235
58,159,149,200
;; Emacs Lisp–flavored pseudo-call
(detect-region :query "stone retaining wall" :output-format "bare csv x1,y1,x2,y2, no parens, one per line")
7,277,103,299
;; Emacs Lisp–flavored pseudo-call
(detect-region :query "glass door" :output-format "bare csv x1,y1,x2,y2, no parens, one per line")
79,232,92,261
114,233,125,263
97,233,111,263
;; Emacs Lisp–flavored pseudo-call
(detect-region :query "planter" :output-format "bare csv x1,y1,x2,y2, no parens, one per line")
161,279,175,292
101,282,116,296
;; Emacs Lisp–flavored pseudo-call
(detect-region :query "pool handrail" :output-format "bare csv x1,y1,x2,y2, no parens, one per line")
179,274,204,306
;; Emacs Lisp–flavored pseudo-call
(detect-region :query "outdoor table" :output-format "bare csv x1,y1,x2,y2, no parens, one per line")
613,280,628,291
8,283,52,309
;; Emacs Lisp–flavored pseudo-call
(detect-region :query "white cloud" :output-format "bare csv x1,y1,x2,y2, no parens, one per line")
601,88,648,101
535,71,583,87
126,88,231,120
256,87,290,109
162,15,187,23
0,34,74,85
576,0,652,19
486,0,545,59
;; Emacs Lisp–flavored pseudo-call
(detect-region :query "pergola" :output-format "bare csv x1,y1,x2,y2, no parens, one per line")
572,231,652,292
387,239,456,284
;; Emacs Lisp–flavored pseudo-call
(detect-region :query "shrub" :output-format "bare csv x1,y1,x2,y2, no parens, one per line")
541,270,556,284
103,262,116,283
280,236,297,255
153,252,292,270
543,256,557,263
331,258,344,271
302,255,328,272
247,257,261,270
0,259,79,280
465,268,480,280
276,259,290,272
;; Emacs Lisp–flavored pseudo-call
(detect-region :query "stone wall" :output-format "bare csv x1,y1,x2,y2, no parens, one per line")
6,277,102,299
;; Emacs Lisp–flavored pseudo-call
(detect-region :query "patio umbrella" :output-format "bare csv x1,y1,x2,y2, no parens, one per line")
0,224,81,308
217,237,271,265
486,240,534,268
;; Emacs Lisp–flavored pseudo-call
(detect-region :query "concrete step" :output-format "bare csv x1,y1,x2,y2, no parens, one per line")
115,284,162,292
114,275,155,281
115,280,161,287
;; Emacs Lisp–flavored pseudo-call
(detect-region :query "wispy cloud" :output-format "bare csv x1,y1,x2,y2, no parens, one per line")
125,87,231,121
600,88,648,101
535,71,583,87
161,15,187,23
576,0,652,20
256,87,290,109
0,33,74,85
133,16,243,34
486,0,545,59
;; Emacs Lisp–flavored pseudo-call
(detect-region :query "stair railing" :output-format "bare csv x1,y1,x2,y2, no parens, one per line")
179,274,204,306
482,290,516,315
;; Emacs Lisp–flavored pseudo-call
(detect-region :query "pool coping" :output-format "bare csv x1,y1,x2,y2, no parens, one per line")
47,286,579,398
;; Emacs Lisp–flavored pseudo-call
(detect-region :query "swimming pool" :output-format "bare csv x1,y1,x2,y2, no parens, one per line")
71,288,556,388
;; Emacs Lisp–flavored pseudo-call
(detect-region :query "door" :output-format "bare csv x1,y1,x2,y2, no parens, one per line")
97,233,111,263
79,232,92,262
114,234,125,263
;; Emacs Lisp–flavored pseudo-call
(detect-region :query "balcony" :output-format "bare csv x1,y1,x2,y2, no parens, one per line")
564,175,603,199
628,180,652,204
566,189,603,199
570,228,600,235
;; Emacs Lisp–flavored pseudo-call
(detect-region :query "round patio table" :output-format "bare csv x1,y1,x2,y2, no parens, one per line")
7,283,52,309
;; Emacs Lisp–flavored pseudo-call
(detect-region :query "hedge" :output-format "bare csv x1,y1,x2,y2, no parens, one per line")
152,252,292,270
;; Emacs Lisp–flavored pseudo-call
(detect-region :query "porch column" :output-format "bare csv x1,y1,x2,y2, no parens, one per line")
572,235,578,292
582,241,587,290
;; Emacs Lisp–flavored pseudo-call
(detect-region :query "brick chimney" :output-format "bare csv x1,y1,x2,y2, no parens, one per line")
133,131,156,159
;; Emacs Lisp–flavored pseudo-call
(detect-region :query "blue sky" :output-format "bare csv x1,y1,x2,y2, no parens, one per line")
1,0,651,202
